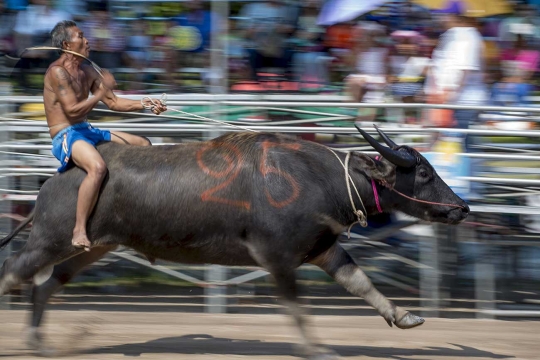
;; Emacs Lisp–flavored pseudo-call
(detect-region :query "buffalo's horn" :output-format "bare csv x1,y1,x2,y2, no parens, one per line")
355,124,416,168
374,124,398,149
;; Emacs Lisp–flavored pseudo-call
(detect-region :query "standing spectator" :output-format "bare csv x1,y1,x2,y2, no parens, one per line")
13,0,70,55
239,0,298,81
172,0,218,69
423,6,488,141
291,0,329,89
12,0,70,92
124,19,153,91
169,0,225,91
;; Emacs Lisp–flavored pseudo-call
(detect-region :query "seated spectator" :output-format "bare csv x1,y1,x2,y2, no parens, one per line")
491,61,533,108
388,32,430,123
500,33,539,82
344,22,389,121
0,0,17,56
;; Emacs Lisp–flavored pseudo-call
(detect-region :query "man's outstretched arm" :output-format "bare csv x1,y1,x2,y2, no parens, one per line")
90,69,167,114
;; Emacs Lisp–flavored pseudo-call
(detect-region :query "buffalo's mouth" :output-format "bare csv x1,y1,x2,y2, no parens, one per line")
444,207,469,225
422,206,469,225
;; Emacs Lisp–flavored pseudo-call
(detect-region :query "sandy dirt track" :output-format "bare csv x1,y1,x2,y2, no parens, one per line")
1,311,539,359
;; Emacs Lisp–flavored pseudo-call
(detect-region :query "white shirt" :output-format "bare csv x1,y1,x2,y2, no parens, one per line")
426,27,488,105
14,5,71,36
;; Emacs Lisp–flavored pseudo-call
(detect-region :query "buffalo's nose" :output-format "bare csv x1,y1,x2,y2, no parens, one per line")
462,203,470,214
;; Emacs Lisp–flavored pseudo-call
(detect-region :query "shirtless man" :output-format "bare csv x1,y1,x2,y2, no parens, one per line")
44,20,167,251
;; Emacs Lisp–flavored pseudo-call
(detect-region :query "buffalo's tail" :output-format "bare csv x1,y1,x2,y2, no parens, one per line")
0,209,34,251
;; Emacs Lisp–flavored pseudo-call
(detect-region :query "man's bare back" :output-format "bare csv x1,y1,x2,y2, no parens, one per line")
45,21,166,251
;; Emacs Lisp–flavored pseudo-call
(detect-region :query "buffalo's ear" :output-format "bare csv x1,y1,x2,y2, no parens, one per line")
351,152,396,187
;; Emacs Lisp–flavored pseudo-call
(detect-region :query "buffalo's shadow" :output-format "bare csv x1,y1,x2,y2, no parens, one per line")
85,334,512,359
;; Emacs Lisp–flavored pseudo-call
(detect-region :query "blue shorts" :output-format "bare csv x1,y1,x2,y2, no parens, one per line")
51,122,111,173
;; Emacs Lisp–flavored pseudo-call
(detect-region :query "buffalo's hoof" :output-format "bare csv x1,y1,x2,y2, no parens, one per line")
25,328,58,357
394,311,425,329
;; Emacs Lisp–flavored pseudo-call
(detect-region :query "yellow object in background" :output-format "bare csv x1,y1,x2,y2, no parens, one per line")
19,103,46,121
432,135,463,163
412,0,513,17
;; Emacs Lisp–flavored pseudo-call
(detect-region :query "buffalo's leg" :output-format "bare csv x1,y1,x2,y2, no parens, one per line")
311,243,424,329
26,246,115,355
273,270,338,359
0,246,78,298
247,245,337,359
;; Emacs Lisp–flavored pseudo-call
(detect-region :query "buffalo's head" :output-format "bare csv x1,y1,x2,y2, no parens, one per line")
356,125,469,225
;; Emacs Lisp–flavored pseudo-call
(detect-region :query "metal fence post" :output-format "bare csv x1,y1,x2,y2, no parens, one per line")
475,241,496,319
0,120,12,309
204,0,230,314
420,225,440,318
205,265,227,313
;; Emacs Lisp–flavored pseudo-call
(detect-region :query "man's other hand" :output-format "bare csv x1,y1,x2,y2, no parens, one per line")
143,98,167,115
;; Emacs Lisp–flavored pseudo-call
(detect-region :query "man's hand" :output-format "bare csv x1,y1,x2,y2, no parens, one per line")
99,69,117,90
142,98,167,115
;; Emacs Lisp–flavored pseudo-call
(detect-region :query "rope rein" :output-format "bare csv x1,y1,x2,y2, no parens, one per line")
384,185,467,209
141,93,258,133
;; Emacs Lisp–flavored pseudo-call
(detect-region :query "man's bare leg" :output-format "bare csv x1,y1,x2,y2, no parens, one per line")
70,141,108,251
110,131,151,146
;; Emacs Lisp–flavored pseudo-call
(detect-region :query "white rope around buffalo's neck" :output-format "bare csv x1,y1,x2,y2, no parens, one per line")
326,149,368,238
141,93,258,133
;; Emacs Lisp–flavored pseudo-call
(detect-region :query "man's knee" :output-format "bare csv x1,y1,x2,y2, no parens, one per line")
88,160,108,179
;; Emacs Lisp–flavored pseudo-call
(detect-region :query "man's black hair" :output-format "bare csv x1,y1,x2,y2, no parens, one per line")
51,20,78,54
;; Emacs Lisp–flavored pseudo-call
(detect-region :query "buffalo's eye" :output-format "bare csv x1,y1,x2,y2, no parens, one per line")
419,169,429,178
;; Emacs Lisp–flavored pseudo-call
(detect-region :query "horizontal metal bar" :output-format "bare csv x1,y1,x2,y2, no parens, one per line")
4,122,540,137
460,153,540,160
470,205,540,215
461,177,540,185
2,94,540,112
220,101,540,113
0,168,57,173
481,310,540,317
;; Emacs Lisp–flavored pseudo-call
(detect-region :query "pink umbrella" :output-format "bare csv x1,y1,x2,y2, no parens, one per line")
391,30,423,40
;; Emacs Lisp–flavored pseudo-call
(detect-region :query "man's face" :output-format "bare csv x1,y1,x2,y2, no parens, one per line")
65,26,90,57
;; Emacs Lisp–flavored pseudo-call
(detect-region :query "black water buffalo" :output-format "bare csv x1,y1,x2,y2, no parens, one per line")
0,126,469,358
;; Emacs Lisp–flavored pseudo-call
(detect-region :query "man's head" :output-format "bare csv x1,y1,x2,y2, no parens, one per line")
51,20,89,57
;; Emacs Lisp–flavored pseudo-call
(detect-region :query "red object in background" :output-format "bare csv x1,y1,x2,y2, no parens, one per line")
324,24,355,49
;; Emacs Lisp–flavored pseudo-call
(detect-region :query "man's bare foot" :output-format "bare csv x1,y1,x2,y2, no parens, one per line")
72,232,91,252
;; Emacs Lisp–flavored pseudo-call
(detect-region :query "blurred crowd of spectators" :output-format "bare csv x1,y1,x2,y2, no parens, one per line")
1,0,540,126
